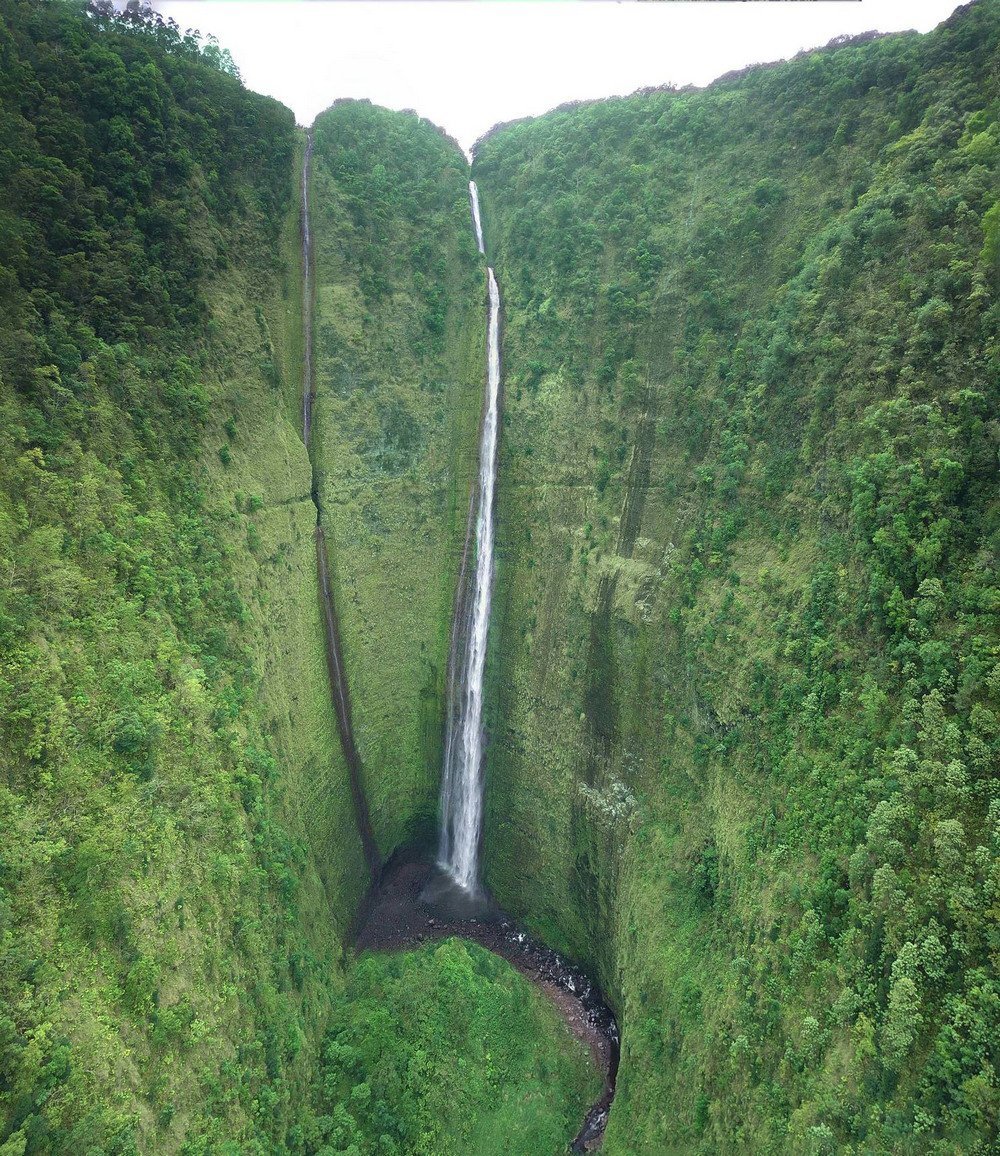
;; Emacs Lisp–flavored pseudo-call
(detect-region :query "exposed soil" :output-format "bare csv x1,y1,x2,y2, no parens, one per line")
355,853,619,1152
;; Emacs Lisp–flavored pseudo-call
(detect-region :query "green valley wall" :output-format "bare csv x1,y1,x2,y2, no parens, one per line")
309,103,484,857
475,3,1000,1152
0,4,364,1150
5,1,999,1153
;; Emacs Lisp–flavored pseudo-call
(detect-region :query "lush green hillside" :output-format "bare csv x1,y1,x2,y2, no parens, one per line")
8,2,999,1154
310,102,484,857
474,2,1000,1151
307,939,599,1156
0,2,375,1151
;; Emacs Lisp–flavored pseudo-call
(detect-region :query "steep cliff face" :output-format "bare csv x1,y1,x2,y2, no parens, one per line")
6,0,999,1151
0,4,364,1149
475,3,1000,1150
309,102,484,857
0,7,600,1149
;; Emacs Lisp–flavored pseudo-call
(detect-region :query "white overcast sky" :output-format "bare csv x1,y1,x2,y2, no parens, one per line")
152,1,965,152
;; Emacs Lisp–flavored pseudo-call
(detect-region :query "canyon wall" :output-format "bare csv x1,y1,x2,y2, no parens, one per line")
0,4,364,1147
3,1,999,1152
310,102,484,857
475,3,1000,1150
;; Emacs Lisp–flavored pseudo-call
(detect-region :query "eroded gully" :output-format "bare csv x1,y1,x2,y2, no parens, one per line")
301,129,380,882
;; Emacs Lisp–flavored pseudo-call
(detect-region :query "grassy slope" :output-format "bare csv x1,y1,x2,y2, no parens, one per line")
310,102,483,856
475,4,1000,1152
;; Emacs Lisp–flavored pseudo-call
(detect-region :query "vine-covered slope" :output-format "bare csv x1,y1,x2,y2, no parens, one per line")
310,102,483,857
474,2,999,1151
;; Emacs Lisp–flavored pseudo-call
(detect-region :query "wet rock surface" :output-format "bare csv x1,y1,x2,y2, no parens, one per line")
355,854,619,1151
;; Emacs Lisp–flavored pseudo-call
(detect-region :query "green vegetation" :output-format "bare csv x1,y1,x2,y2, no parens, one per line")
8,0,999,1153
0,7,600,1154
474,3,1000,1152
0,2,365,1150
304,940,599,1156
309,101,483,856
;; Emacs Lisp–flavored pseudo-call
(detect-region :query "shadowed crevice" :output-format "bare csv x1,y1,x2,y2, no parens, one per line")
302,126,381,884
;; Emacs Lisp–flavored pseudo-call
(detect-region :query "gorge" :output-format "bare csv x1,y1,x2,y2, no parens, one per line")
303,124,618,1145
1,1,999,1154
436,182,499,897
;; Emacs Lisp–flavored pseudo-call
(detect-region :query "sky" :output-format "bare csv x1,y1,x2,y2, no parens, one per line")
153,1,966,153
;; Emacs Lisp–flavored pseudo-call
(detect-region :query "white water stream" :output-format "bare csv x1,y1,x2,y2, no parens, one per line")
469,179,485,255
437,181,500,893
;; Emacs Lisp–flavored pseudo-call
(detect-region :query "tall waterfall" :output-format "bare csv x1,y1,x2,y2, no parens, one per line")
437,182,500,894
301,130,315,445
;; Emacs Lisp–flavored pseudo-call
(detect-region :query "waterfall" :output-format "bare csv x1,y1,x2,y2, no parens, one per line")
437,182,500,894
469,179,485,255
302,130,315,445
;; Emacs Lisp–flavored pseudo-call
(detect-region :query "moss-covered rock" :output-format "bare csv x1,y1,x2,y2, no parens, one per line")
310,101,484,858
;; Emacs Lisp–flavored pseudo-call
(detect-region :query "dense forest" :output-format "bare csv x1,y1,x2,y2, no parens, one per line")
475,1,999,1151
1,0,997,1153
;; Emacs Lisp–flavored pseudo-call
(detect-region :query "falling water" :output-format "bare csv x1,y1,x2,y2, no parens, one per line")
398,190,618,1150
437,183,500,894
302,130,315,446
469,179,485,255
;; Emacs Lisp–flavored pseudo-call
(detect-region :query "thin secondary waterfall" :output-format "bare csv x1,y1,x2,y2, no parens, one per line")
437,182,500,894
302,130,315,446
